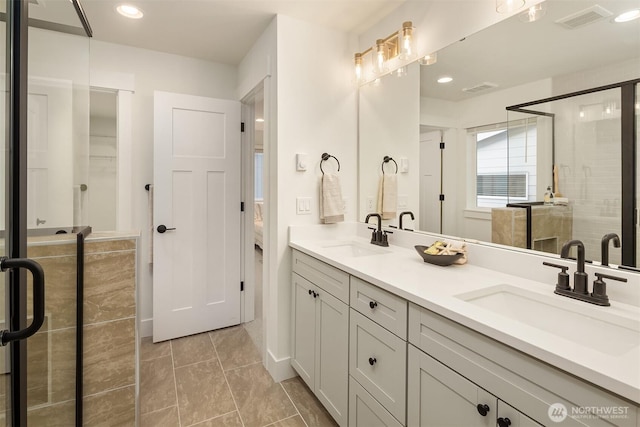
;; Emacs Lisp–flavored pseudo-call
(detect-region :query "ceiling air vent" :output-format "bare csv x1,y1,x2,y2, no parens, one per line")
556,5,613,29
462,82,498,94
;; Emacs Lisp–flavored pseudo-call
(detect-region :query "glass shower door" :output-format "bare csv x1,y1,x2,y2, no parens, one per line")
2,0,91,424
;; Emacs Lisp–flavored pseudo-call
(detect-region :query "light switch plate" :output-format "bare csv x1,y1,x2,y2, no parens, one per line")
398,194,408,208
296,153,309,171
399,157,409,173
296,197,312,215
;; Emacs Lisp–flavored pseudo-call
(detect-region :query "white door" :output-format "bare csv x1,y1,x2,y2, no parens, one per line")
419,130,441,233
153,91,241,342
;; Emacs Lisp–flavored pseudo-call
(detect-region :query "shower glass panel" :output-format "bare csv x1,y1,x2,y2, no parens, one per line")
507,87,623,263
1,0,90,424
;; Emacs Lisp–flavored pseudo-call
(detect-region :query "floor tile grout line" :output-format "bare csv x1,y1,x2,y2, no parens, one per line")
263,413,303,427
169,340,184,427
209,332,247,427
223,360,262,374
183,409,238,427
173,354,219,370
279,382,310,427
140,404,178,418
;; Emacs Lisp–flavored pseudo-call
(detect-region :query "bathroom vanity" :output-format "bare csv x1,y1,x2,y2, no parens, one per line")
289,223,640,427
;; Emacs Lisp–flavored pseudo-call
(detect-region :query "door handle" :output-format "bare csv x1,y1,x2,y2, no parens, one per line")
157,225,176,233
0,257,45,346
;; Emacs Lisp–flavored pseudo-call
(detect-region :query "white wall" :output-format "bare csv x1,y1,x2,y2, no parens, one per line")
272,15,358,380
90,40,238,332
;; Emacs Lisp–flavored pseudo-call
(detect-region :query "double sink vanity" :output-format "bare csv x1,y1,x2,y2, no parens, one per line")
289,223,640,427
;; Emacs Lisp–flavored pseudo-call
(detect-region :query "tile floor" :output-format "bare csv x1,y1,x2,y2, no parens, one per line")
140,328,338,427
140,250,337,427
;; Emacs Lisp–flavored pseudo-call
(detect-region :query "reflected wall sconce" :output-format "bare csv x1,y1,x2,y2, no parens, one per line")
496,0,525,14
519,1,547,22
418,52,437,66
354,21,416,84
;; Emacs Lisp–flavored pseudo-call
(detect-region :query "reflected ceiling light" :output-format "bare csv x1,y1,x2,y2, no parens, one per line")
255,118,264,123
614,9,640,23
496,0,525,14
519,2,547,22
437,76,453,84
353,21,416,85
116,4,144,19
418,52,438,66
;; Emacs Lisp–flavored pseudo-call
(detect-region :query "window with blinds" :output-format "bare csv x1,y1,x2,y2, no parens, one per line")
477,173,528,198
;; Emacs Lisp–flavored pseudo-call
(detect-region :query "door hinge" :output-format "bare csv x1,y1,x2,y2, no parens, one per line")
439,142,445,150
241,122,245,132
241,281,244,291
439,194,445,201
241,202,245,212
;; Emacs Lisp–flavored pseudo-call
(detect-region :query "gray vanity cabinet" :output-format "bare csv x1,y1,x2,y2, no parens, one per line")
407,344,541,427
291,251,349,427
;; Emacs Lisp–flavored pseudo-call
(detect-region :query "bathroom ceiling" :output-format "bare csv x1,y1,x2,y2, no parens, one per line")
420,0,640,101
74,0,405,65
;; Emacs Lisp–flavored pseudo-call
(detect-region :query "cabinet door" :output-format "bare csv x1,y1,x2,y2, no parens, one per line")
291,273,317,389
497,400,544,427
408,345,495,427
315,289,349,427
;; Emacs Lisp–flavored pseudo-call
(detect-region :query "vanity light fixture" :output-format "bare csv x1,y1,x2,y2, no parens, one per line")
437,76,453,84
418,52,438,66
353,21,415,83
496,0,525,14
116,3,143,19
614,9,640,23
519,2,547,22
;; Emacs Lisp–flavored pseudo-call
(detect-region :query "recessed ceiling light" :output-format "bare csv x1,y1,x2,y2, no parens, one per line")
255,118,264,123
437,76,453,84
116,4,144,19
614,9,640,22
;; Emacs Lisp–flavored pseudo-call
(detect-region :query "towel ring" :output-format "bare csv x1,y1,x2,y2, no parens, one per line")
320,153,340,174
381,156,398,174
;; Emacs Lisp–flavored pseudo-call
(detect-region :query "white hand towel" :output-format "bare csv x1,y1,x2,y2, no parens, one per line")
320,173,344,224
377,174,397,219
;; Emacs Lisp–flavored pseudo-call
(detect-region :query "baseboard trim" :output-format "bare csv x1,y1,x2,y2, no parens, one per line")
266,349,297,383
140,318,153,338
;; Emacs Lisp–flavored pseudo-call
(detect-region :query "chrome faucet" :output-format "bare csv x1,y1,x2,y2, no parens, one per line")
601,233,620,267
544,239,627,306
365,213,389,247
399,211,415,230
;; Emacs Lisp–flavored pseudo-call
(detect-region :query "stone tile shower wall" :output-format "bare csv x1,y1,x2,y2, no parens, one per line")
1,236,139,425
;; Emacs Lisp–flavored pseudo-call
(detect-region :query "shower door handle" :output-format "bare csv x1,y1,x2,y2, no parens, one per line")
0,257,45,346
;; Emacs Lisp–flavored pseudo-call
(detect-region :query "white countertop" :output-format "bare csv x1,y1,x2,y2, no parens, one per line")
289,226,640,405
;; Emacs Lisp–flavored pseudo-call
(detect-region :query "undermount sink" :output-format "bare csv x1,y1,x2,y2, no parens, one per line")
456,284,640,356
320,241,390,258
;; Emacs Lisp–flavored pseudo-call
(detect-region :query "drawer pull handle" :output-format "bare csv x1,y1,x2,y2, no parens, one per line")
497,418,511,427
368,357,377,366
369,301,378,309
308,289,313,296
476,404,490,416
308,290,318,298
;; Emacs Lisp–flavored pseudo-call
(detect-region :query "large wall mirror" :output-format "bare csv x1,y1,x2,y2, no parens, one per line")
358,0,640,267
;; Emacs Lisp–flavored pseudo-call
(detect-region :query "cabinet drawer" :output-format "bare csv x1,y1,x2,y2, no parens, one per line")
349,376,403,427
292,250,349,303
350,276,407,339
350,309,406,424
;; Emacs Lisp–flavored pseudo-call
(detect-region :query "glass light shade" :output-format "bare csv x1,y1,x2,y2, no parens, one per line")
418,52,438,66
519,2,547,22
398,21,416,60
496,0,525,14
395,66,408,78
354,53,365,84
373,39,388,74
